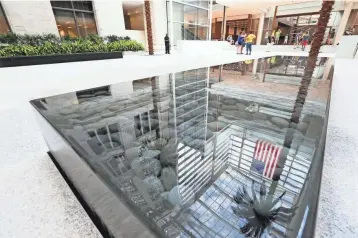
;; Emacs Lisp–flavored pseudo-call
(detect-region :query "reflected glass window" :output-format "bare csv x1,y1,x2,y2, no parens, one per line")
122,1,145,31
51,1,97,38
0,3,10,34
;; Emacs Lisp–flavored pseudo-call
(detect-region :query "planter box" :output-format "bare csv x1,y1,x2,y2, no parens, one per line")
0,51,123,68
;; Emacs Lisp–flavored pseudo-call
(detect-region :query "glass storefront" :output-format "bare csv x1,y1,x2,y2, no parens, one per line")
170,1,210,44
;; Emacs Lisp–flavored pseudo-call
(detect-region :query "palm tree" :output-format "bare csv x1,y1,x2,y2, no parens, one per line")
232,1,335,236
144,0,154,55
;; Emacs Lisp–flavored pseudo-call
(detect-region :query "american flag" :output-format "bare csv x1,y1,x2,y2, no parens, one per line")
251,140,282,179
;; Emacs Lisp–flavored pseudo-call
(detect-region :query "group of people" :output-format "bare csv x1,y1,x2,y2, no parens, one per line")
292,31,310,51
265,28,286,45
264,28,310,51
227,30,257,55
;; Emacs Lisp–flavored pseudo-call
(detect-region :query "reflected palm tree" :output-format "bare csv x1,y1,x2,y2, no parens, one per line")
232,1,335,236
269,0,334,193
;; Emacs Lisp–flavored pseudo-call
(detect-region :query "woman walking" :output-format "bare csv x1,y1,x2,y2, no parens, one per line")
293,31,302,49
301,32,309,51
236,31,246,54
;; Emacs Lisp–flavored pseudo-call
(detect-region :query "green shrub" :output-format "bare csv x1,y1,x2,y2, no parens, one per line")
106,35,131,42
0,32,19,44
87,34,104,44
0,33,61,45
0,39,144,57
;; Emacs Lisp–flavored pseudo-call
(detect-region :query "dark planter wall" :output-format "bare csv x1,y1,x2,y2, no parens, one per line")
0,51,123,68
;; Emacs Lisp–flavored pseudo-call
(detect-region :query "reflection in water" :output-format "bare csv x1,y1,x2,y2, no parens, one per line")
232,181,297,237
32,56,331,237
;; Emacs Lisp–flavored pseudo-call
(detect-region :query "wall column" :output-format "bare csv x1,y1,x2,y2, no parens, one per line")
247,14,252,32
208,0,213,40
168,0,174,50
334,2,353,45
272,6,278,31
221,6,227,41
256,11,265,45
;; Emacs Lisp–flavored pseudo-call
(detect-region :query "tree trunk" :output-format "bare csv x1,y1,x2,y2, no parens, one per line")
269,0,335,195
144,0,154,55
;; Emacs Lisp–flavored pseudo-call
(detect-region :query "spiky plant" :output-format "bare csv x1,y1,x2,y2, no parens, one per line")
232,181,297,237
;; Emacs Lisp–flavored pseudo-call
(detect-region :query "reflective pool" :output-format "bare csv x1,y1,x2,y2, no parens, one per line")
31,56,332,237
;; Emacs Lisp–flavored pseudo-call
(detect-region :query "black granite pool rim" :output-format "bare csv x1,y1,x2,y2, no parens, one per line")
47,152,114,238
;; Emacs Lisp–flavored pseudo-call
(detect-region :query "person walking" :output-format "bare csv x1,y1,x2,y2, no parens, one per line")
245,31,256,55
236,31,246,54
284,35,288,45
265,31,270,45
301,32,309,51
275,28,281,45
294,31,302,49
271,29,276,44
328,28,335,44
164,34,170,54
227,34,233,44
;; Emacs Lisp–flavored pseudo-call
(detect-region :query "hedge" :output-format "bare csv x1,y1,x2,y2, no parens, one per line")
0,33,144,57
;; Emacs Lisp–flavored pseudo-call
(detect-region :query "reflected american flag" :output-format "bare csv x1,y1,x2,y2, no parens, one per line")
251,140,282,179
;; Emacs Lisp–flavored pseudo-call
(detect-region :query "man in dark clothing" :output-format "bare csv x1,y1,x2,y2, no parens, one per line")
164,34,170,54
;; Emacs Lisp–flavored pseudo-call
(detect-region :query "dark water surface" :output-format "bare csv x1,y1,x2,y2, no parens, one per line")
31,56,332,238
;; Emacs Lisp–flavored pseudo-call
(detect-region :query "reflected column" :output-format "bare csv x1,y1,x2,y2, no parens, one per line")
252,59,259,80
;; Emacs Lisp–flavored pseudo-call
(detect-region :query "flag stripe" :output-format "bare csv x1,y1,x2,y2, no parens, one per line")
262,142,270,176
266,145,277,178
264,144,273,177
270,147,282,179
